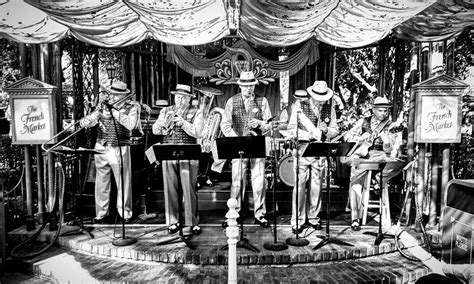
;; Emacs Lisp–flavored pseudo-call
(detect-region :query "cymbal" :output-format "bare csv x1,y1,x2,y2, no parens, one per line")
194,85,224,96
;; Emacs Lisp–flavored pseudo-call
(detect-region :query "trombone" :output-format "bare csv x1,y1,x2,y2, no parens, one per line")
41,92,135,154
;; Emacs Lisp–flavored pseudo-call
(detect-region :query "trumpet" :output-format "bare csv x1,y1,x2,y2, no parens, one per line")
41,92,135,153
162,103,188,136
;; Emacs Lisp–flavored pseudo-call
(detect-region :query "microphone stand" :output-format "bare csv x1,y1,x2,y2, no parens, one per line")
263,121,288,251
286,111,309,247
108,104,137,247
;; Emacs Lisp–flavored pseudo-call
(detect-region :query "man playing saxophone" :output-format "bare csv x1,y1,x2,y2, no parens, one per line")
152,84,204,235
80,80,141,224
220,71,272,227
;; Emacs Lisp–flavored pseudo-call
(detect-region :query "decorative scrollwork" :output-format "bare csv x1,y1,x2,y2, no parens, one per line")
210,47,276,85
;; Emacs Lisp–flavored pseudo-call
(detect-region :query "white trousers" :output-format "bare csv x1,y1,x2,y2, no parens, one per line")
230,158,266,219
94,144,132,219
162,160,199,226
349,151,400,221
291,157,323,228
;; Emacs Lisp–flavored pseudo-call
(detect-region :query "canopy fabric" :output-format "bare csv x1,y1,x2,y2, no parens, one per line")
239,0,435,47
1,0,473,48
166,38,320,78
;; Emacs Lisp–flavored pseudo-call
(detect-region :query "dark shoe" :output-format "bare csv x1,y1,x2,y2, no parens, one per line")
168,223,181,234
254,217,269,228
93,216,109,224
124,218,134,224
191,225,202,235
351,219,361,231
292,226,304,235
311,222,322,230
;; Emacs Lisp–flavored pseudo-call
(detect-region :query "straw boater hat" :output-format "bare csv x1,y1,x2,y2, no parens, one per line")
293,90,308,100
170,84,193,96
372,97,391,108
237,71,259,86
306,81,334,101
109,81,130,95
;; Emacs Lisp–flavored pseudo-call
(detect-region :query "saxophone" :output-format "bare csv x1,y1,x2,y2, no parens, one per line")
243,103,259,136
200,107,224,153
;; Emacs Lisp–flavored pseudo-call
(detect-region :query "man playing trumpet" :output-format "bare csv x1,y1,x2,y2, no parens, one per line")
152,84,204,235
287,81,338,234
221,71,272,227
80,80,141,224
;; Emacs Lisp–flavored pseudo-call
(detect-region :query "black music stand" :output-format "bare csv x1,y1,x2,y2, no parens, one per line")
152,144,201,249
264,124,288,251
357,160,395,246
302,142,356,250
217,136,266,253
52,147,102,239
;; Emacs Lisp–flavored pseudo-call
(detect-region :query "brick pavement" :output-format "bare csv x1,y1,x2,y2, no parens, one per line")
4,246,430,283
6,223,436,283
8,224,427,265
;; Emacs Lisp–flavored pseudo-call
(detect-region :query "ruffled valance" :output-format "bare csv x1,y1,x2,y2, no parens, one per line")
1,1,473,48
165,38,320,78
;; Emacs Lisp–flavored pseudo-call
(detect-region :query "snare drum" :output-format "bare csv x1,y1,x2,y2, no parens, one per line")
278,155,295,187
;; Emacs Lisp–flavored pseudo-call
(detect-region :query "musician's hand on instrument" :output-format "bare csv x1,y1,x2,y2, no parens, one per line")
358,132,371,143
172,115,185,127
320,122,328,134
249,118,263,129
166,109,176,116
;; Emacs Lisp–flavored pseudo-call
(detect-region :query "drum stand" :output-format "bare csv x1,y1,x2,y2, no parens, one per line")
264,122,288,251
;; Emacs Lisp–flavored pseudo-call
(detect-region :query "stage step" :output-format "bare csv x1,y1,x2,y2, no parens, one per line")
73,181,349,218
6,226,434,283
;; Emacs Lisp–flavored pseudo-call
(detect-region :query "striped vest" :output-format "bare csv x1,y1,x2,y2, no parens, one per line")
96,103,137,146
231,94,264,136
163,106,198,144
298,99,333,141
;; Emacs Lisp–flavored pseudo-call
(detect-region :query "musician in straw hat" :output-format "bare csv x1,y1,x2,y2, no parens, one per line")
152,84,204,235
287,82,339,234
221,71,272,227
343,96,401,231
80,80,142,224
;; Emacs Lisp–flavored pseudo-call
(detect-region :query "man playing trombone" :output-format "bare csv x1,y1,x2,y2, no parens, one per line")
80,80,141,224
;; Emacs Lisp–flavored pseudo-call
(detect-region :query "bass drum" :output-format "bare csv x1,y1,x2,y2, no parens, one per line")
278,155,295,187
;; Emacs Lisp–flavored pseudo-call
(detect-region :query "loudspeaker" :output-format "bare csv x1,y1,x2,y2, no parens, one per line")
441,179,474,264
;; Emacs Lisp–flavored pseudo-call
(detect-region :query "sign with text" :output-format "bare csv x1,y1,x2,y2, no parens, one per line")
5,78,58,145
414,74,467,143
418,95,461,143
12,98,53,144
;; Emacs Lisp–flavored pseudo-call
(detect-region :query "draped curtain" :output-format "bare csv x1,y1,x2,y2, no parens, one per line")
1,1,473,48
165,38,320,78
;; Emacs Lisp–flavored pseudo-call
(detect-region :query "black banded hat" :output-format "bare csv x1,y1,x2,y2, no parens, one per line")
170,84,193,96
293,90,308,100
372,97,391,108
237,71,258,86
108,81,130,95
306,81,334,101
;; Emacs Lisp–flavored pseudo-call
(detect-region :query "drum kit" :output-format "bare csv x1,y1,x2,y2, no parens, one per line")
266,126,297,187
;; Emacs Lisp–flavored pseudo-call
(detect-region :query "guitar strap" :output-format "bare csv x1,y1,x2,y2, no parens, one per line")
371,117,390,137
